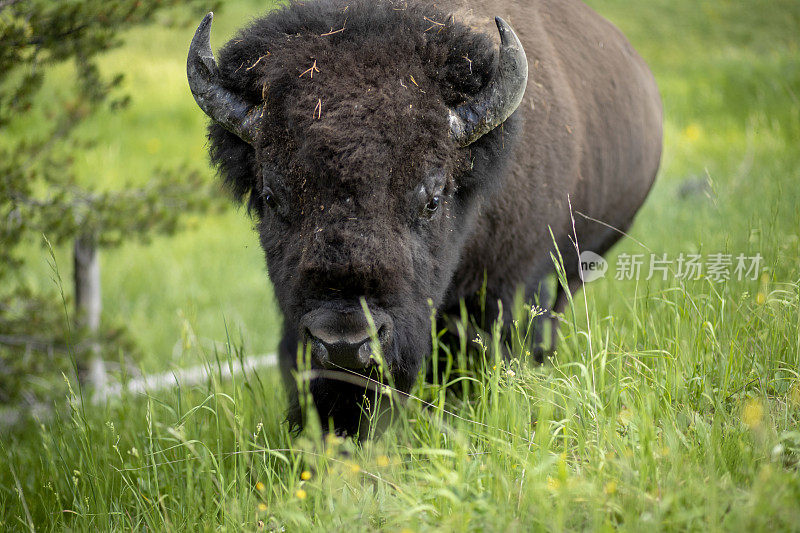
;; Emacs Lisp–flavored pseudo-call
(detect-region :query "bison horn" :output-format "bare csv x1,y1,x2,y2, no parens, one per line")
449,17,528,147
187,12,263,145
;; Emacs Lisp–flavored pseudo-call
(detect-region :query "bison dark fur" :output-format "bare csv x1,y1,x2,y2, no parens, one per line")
198,0,662,435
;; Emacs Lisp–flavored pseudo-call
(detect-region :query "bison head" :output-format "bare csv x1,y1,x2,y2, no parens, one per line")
187,1,526,434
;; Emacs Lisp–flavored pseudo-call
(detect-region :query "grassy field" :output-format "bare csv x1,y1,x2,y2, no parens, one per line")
2,0,800,530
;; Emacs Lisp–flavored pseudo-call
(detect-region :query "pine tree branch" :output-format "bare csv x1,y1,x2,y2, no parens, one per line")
0,0,23,11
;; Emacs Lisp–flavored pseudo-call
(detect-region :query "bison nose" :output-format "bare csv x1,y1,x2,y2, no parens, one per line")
307,328,373,369
299,308,393,370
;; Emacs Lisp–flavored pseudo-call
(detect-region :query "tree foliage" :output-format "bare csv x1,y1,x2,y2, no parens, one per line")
0,0,221,405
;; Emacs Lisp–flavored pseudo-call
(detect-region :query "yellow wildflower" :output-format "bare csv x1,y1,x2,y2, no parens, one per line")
683,123,701,142
146,138,161,155
790,381,800,406
742,398,764,429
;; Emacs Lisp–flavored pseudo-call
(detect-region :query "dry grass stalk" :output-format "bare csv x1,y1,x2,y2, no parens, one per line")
300,59,319,78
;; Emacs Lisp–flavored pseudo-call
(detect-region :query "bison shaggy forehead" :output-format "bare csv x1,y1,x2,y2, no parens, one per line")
209,0,497,212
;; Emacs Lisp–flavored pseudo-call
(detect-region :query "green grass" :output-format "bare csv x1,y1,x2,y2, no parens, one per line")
2,0,800,530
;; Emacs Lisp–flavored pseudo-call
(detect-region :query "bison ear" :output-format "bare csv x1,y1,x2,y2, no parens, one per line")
208,122,260,213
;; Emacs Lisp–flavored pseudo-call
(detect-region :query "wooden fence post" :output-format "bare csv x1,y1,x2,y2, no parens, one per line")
73,232,106,390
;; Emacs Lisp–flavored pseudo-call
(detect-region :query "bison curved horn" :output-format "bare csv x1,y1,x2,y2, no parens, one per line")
187,12,262,145
449,17,528,147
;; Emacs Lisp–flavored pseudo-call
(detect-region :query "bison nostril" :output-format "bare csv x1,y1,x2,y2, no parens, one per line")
357,341,374,367
304,331,331,367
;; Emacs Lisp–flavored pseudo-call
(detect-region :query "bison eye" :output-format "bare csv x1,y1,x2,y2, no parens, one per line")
424,195,441,217
263,187,278,210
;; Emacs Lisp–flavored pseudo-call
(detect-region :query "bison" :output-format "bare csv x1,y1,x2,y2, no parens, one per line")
187,0,662,435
